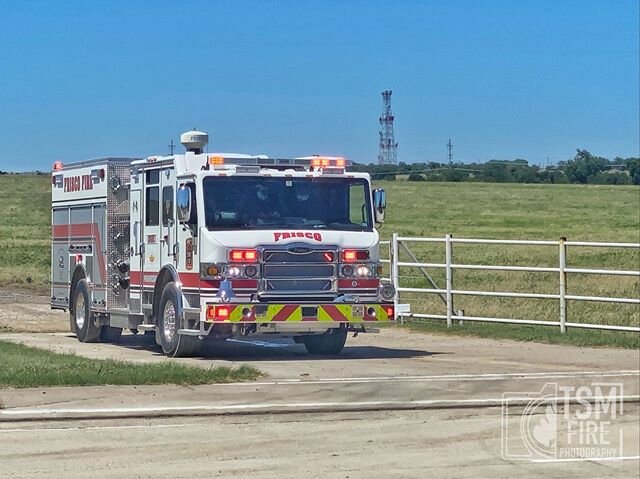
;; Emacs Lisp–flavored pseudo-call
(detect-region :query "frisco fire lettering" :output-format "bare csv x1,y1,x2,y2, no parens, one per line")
274,232,322,242
63,175,94,192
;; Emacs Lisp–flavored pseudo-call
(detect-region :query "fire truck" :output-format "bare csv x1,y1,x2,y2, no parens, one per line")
51,131,395,357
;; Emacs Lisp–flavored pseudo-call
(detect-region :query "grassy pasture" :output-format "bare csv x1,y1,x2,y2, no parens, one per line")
0,175,51,288
0,175,638,341
374,181,640,335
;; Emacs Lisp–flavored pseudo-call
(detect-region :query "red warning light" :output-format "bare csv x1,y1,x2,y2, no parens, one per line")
206,305,231,321
229,250,258,263
342,250,369,263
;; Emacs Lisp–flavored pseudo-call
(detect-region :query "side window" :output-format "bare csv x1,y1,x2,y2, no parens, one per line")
349,183,367,226
187,183,197,225
146,170,160,184
146,186,159,226
145,169,160,226
162,186,174,226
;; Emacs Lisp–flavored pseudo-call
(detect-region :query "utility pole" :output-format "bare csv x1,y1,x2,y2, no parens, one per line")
447,138,453,168
378,90,398,165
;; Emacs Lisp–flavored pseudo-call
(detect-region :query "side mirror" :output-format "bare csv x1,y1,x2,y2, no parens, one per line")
176,185,192,223
372,188,386,223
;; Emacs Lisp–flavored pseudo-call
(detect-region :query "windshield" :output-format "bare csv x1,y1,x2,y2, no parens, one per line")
202,176,372,231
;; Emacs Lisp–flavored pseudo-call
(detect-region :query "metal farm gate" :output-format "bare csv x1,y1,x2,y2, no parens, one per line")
381,235,640,333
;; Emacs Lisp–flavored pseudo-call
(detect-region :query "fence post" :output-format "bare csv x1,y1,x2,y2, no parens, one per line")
391,233,401,324
559,236,567,334
445,234,454,328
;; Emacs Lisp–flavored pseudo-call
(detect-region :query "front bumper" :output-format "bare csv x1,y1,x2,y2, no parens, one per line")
204,303,395,323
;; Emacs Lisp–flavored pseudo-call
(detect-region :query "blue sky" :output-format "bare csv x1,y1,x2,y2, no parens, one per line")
0,0,638,171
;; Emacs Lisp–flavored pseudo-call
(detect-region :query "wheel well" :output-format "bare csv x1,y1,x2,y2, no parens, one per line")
69,266,87,311
152,267,179,323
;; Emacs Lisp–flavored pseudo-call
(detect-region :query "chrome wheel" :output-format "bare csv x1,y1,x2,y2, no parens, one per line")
75,294,85,329
163,301,176,342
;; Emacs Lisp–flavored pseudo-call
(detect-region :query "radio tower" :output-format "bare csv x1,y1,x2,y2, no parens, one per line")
378,90,398,165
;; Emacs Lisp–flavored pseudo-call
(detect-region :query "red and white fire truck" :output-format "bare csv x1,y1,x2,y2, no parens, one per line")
51,131,395,356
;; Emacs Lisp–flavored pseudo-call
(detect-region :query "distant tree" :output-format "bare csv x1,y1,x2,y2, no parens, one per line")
442,168,467,182
564,149,607,184
590,172,631,185
515,167,541,183
372,173,396,181
539,169,568,184
353,151,636,186
626,158,640,185
482,163,510,182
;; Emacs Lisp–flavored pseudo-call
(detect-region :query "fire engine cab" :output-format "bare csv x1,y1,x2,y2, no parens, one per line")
51,131,395,357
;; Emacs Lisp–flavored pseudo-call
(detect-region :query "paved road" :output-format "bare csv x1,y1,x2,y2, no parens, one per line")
1,408,639,479
1,328,638,379
1,329,638,477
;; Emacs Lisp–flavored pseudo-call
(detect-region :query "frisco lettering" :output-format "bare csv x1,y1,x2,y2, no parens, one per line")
274,232,322,242
64,175,93,192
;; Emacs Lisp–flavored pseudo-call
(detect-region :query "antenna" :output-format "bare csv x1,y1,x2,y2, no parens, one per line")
168,140,175,155
447,138,453,168
378,90,398,165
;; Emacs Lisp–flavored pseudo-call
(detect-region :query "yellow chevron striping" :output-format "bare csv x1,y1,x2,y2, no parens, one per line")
317,306,334,322
213,303,393,322
285,306,303,322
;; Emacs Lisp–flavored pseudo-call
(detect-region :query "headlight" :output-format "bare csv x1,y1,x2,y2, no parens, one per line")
341,264,354,277
355,265,371,277
226,266,242,278
244,265,258,278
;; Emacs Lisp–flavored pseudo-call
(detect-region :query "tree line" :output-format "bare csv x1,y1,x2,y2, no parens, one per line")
352,150,640,185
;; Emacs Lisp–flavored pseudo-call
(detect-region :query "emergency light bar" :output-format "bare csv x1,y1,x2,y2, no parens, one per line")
207,155,351,170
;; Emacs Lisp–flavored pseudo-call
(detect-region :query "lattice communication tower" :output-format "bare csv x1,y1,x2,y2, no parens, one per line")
378,90,398,165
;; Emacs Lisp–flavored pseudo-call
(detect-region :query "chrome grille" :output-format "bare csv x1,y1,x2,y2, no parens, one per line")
263,264,334,278
260,244,337,297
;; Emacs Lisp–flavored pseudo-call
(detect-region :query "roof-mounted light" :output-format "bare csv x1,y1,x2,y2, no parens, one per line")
200,154,351,171
306,156,349,169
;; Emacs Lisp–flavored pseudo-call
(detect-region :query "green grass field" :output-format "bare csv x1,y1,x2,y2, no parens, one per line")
0,174,638,344
0,340,260,388
0,175,50,289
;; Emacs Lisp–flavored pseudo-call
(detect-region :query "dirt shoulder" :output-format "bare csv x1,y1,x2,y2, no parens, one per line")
0,288,67,333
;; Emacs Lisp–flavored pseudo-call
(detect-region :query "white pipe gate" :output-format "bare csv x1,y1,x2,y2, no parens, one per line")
380,236,640,333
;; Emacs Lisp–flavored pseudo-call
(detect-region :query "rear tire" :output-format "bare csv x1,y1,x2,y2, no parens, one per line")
72,279,100,343
157,282,201,357
303,327,348,355
100,326,123,343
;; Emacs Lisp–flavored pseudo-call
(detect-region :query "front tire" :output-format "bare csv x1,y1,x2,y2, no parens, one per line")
157,282,201,357
303,327,348,355
72,279,101,343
